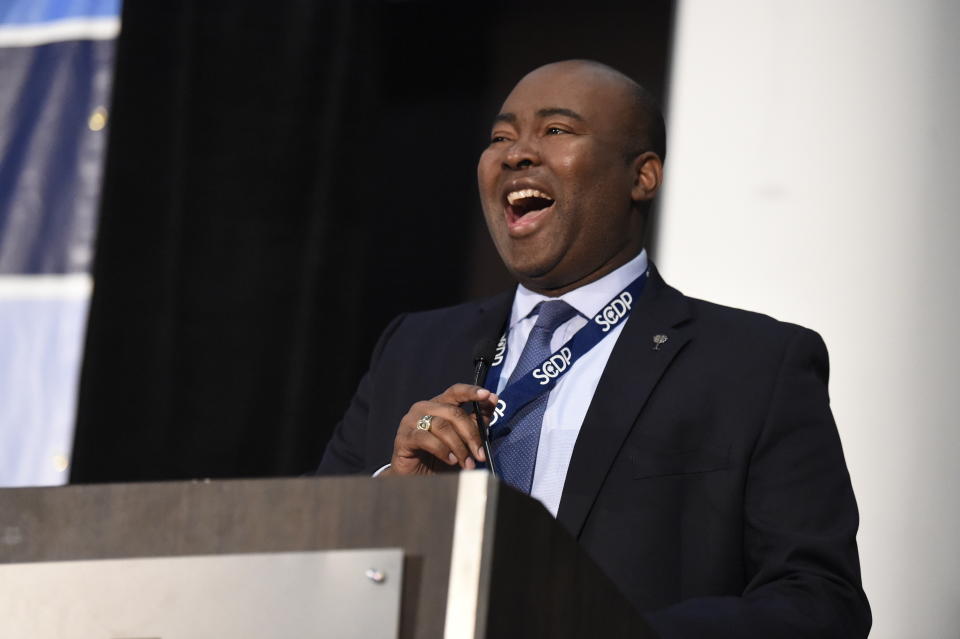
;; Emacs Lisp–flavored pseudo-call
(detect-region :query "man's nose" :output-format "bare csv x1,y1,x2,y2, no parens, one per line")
503,138,540,170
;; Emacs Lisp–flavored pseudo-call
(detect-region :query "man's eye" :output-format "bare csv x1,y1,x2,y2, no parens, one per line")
490,135,509,143
546,127,568,135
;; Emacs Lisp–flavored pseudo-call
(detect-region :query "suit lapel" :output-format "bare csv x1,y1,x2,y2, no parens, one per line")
556,265,694,538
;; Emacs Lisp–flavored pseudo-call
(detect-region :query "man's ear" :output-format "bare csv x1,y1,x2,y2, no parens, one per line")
630,152,663,202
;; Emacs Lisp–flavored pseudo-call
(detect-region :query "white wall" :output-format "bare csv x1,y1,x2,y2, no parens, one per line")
658,1,960,636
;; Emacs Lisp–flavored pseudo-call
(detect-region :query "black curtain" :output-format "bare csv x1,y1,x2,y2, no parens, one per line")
71,0,675,483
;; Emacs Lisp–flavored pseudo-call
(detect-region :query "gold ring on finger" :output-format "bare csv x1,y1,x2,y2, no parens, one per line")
416,415,434,432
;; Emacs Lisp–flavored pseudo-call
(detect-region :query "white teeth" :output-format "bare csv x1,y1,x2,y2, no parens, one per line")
506,188,553,205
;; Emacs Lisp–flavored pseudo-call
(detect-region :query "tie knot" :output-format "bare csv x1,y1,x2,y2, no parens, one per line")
532,300,578,332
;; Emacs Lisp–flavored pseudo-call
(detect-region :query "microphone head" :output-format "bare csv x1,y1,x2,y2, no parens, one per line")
472,334,499,364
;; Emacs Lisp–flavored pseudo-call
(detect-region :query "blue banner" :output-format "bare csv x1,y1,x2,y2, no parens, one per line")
0,39,113,273
0,0,119,486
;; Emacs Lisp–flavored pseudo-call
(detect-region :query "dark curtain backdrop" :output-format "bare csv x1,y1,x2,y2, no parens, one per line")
70,0,675,483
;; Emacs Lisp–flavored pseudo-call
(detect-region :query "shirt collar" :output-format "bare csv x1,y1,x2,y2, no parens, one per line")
509,249,649,328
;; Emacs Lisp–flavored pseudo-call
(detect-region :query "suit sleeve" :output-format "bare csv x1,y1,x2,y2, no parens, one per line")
315,313,407,475
644,328,872,638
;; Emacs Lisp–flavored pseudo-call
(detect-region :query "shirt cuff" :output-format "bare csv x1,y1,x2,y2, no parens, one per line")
372,463,391,477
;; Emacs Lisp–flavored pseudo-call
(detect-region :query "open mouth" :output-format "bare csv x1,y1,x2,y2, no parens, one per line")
505,188,556,227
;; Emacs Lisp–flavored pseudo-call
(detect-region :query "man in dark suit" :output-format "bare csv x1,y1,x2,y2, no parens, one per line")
318,60,870,638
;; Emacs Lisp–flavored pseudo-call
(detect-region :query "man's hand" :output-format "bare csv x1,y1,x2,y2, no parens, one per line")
381,384,498,476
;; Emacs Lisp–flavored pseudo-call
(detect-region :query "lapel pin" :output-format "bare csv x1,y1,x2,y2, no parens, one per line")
652,334,668,351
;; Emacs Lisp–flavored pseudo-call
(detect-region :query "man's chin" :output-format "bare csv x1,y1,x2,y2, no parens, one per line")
508,264,571,295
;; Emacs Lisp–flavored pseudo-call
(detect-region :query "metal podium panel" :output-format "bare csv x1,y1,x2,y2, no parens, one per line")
0,548,403,639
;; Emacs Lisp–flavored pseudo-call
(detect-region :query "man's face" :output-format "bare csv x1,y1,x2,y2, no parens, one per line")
477,62,651,294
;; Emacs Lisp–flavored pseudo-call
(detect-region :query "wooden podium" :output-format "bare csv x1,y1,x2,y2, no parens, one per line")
0,472,656,638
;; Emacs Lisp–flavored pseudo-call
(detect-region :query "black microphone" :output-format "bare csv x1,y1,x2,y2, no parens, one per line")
471,336,500,478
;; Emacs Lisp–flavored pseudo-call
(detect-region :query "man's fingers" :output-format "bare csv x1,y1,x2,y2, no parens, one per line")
422,402,486,464
429,385,496,462
414,414,474,468
406,400,487,465
432,383,499,409
391,386,497,473
400,427,459,468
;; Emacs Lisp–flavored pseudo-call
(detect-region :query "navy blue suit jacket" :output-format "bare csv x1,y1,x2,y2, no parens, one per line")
318,265,871,638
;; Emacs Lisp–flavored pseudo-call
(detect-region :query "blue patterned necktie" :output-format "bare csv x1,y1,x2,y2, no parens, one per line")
493,299,579,493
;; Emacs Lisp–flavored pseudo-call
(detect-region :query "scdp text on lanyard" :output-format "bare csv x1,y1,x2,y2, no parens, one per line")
483,271,648,442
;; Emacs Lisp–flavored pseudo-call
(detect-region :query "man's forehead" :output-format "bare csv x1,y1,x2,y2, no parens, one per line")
493,108,585,125
494,62,633,124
